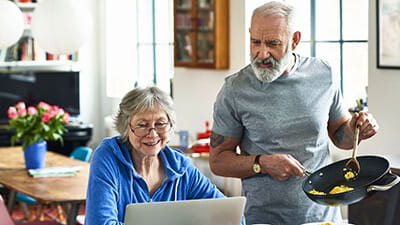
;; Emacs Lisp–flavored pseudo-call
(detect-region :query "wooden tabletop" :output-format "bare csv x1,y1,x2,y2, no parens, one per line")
0,146,88,170
0,146,89,204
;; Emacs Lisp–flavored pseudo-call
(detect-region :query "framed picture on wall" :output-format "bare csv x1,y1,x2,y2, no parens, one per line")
377,0,400,69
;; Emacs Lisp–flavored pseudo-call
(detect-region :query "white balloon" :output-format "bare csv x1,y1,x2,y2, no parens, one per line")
31,0,91,55
0,0,24,49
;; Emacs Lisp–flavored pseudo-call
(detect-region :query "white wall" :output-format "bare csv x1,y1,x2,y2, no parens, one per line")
78,0,113,149
361,0,400,156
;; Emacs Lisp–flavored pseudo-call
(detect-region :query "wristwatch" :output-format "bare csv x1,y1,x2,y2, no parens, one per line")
252,155,262,174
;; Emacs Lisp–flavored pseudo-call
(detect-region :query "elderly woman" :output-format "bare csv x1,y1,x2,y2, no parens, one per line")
85,86,237,225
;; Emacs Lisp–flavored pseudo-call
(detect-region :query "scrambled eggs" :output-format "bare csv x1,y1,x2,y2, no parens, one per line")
308,185,354,195
329,185,354,194
344,171,356,180
343,167,357,180
308,189,327,195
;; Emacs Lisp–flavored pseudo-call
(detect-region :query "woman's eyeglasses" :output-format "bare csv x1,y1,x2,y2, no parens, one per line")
130,122,171,137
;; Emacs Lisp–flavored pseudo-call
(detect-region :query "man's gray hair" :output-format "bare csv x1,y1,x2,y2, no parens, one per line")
251,1,297,35
114,86,176,143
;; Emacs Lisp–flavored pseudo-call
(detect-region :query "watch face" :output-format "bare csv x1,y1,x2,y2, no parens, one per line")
253,164,261,173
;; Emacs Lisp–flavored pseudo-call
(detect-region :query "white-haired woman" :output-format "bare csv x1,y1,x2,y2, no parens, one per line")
85,86,245,225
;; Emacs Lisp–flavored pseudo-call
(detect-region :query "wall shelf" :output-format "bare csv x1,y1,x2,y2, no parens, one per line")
0,61,80,72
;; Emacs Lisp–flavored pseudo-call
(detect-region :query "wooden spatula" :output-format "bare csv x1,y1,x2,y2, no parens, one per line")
344,126,360,181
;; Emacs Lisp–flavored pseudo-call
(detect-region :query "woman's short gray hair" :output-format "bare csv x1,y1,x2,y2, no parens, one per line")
114,86,176,143
251,1,297,35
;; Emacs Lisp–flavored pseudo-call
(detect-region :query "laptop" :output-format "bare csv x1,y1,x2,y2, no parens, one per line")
124,196,246,225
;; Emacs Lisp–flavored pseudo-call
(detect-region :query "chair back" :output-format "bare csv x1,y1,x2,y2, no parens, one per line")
70,146,93,162
0,195,15,225
16,192,37,204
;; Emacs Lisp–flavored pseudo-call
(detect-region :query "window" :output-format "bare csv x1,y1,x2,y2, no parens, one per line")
246,0,368,109
104,0,174,97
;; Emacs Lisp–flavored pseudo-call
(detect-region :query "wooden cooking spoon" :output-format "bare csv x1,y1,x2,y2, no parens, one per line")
343,126,360,181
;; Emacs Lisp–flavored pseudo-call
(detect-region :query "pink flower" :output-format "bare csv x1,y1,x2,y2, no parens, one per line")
48,108,58,118
63,113,70,123
58,108,65,116
27,106,38,115
51,105,60,111
7,107,17,119
41,112,51,123
16,102,26,109
17,108,26,117
38,102,51,110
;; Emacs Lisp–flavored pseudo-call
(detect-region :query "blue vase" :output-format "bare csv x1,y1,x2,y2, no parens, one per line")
24,140,47,169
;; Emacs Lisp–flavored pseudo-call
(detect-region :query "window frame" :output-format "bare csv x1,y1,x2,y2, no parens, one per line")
304,0,368,96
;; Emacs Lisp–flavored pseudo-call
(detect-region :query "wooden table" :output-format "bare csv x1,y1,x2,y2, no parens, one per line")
0,146,89,225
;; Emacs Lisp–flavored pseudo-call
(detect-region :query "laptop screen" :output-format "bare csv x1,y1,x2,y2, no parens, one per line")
124,196,246,225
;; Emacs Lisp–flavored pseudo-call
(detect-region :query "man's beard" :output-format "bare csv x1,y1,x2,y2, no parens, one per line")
250,47,293,83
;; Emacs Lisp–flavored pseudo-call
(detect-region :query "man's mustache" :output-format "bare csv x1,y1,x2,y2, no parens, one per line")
253,57,276,66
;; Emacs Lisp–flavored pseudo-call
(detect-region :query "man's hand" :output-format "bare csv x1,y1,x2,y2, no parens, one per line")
350,112,379,141
259,154,305,181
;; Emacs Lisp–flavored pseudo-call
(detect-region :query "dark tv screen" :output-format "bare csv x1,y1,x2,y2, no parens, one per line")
0,71,80,125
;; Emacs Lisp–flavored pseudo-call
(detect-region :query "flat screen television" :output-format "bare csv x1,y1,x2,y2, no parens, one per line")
0,71,80,125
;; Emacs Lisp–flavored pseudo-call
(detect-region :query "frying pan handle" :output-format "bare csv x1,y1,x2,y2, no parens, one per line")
368,172,400,192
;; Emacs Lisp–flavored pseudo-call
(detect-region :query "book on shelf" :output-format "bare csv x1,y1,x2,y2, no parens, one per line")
32,39,45,61
176,33,192,61
19,36,34,61
4,42,19,62
0,37,79,63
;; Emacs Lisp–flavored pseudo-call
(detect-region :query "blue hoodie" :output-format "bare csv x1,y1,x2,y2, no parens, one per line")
85,137,243,225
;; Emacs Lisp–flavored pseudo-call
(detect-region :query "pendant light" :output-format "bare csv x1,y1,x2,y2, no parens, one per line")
31,0,91,55
0,0,24,49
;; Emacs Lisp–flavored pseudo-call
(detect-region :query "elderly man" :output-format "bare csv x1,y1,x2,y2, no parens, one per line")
209,1,378,225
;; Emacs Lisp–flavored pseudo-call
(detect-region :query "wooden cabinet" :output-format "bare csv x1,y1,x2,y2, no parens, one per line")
174,0,229,69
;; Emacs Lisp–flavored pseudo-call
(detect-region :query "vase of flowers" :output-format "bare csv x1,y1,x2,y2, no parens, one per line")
7,101,70,169
23,139,47,169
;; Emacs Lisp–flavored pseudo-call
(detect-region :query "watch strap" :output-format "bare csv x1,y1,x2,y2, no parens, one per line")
254,154,261,164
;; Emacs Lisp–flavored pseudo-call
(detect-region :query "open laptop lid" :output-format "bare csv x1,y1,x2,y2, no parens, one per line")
124,196,246,225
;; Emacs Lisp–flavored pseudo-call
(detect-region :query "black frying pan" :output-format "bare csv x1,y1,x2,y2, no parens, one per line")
302,155,400,206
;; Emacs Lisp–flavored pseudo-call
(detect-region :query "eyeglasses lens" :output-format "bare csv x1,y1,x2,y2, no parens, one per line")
131,123,171,137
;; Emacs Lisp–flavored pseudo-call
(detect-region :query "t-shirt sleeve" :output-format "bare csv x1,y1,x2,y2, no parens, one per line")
329,79,350,122
212,82,243,137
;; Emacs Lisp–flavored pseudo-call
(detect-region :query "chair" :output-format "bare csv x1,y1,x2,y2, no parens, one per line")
0,194,62,225
70,146,93,162
17,146,93,222
15,193,37,221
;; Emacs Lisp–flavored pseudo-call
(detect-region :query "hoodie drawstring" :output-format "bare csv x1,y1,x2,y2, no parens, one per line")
174,177,180,201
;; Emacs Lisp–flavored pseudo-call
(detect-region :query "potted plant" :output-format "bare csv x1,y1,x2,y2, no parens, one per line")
7,101,70,169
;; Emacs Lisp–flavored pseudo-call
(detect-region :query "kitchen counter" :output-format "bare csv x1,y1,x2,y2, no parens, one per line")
386,154,400,174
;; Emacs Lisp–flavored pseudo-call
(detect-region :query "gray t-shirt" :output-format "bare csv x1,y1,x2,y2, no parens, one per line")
212,54,349,225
